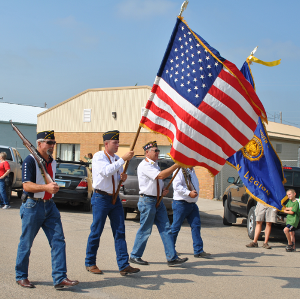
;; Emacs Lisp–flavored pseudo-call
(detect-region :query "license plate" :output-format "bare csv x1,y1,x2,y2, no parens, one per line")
56,181,66,187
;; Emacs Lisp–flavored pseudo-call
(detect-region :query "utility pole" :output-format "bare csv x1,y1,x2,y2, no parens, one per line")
280,111,282,123
44,102,47,108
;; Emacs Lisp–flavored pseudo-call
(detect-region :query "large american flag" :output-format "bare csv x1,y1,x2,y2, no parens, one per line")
140,17,266,176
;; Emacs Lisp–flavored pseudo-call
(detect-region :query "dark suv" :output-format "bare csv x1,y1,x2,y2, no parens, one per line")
222,166,300,239
119,156,174,219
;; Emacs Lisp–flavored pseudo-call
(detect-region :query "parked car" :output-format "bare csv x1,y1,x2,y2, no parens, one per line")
119,156,175,219
53,160,93,211
222,166,300,239
0,145,23,200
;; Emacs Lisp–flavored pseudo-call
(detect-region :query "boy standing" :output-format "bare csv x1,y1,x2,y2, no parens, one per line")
283,189,300,252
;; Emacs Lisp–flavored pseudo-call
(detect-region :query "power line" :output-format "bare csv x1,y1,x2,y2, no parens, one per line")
266,111,299,127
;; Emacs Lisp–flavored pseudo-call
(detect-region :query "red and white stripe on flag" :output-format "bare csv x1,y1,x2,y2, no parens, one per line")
140,63,265,176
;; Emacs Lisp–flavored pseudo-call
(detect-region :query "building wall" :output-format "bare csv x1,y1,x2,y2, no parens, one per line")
53,131,172,159
0,122,37,160
270,137,300,166
194,166,214,199
37,86,152,133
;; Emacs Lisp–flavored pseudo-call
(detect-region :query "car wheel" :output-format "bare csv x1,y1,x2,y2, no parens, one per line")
83,201,91,212
247,206,256,240
123,207,128,220
223,199,233,226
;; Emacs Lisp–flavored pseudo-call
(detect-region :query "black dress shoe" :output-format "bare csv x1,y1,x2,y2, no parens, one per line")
16,279,35,288
194,251,212,258
120,265,140,276
54,278,79,290
129,257,149,265
167,257,188,267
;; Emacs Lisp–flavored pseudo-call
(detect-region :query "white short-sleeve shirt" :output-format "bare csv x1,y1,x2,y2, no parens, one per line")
137,158,164,196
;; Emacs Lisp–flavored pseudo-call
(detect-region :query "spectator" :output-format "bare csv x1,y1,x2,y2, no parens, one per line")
246,202,277,249
283,189,300,252
0,152,11,209
83,153,93,171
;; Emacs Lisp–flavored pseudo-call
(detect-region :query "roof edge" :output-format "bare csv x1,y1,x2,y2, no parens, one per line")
38,85,152,117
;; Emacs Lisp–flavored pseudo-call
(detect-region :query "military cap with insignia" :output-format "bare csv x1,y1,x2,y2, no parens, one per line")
103,130,119,141
37,130,55,140
143,141,158,151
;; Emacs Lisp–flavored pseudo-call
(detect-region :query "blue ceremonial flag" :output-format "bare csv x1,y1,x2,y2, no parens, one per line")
227,61,287,210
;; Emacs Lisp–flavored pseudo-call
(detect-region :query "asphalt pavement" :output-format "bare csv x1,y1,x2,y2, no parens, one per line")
0,193,299,299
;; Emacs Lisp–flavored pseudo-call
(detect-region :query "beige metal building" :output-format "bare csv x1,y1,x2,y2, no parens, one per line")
37,86,214,199
37,86,300,200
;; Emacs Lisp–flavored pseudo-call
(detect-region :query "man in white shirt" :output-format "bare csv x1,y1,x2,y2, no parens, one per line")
130,141,188,267
172,167,211,258
85,130,140,276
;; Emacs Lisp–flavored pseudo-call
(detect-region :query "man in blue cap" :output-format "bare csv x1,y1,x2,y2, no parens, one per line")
85,130,140,276
15,130,79,289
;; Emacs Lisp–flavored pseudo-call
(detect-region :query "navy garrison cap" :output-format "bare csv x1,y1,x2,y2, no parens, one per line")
37,130,55,140
143,141,157,151
103,130,119,141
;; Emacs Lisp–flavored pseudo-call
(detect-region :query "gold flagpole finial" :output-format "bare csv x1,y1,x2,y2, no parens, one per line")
179,0,189,17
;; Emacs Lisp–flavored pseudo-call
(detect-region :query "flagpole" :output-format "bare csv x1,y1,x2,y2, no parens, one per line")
112,126,142,204
179,0,189,17
156,167,181,208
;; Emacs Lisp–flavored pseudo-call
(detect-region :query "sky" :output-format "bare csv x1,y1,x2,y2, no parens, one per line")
1,0,299,127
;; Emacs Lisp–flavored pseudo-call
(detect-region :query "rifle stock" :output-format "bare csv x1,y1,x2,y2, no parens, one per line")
10,121,54,184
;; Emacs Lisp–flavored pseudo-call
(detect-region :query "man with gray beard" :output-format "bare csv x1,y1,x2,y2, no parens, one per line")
15,130,79,290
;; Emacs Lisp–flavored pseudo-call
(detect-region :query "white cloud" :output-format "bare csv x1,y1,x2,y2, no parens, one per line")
116,0,176,19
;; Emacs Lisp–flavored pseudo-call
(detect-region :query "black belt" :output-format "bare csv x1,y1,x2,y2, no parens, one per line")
28,197,48,203
140,194,157,198
176,200,195,204
95,189,113,196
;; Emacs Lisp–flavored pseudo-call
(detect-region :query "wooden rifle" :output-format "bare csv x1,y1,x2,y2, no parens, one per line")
182,168,195,191
10,120,54,184
156,167,181,208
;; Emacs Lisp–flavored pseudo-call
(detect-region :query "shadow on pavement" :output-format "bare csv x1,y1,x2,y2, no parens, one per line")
60,250,300,293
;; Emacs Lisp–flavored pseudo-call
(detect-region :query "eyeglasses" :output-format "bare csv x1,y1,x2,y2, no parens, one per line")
154,149,160,153
45,141,56,145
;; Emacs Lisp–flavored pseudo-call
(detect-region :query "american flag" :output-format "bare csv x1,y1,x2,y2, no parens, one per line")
140,17,266,176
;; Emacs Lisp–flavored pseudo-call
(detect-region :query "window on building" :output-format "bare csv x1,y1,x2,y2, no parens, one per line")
57,144,80,161
83,109,91,122
276,144,282,153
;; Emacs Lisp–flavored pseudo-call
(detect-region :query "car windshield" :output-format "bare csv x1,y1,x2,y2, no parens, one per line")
56,163,87,176
284,170,300,187
236,177,244,185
